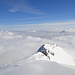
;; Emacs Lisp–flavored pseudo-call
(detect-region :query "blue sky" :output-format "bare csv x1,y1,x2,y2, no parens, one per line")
0,0,75,30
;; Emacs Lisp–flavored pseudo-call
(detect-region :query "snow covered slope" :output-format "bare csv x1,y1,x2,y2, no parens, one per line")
0,60,75,75
0,44,75,75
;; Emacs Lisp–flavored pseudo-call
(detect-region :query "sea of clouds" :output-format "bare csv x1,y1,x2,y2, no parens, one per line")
0,30,75,75
0,30,75,67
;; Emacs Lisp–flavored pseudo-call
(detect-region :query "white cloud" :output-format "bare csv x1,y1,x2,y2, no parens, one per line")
16,16,48,21
9,8,19,12
0,19,75,31
6,0,45,15
14,20,75,26
0,31,75,68
0,31,75,75
32,21,75,26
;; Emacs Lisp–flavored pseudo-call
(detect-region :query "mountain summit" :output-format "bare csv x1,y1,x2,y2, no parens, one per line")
28,43,75,66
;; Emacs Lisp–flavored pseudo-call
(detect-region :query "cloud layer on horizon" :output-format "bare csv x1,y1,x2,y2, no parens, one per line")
0,19,75,30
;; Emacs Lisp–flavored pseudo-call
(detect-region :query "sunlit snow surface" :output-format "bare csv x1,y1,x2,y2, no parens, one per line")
28,44,75,67
0,30,75,75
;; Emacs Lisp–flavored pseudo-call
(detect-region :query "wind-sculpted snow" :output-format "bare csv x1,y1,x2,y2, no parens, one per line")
28,43,75,67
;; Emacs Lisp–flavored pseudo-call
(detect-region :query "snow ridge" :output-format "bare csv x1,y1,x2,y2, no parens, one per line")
28,43,75,67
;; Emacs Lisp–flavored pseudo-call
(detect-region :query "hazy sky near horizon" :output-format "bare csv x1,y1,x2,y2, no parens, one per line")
0,0,75,30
